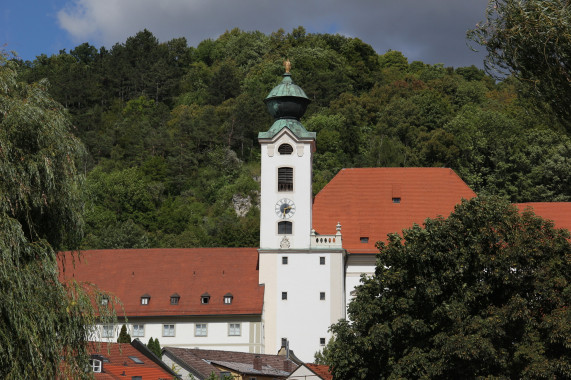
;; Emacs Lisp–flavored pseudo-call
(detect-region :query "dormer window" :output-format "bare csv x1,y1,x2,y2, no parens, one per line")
224,293,233,304
89,358,102,373
360,237,369,243
140,294,150,305
278,143,293,155
201,293,210,304
278,167,293,191
101,296,109,306
170,293,180,305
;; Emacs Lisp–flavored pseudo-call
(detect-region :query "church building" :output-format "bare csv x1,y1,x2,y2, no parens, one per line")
61,65,571,363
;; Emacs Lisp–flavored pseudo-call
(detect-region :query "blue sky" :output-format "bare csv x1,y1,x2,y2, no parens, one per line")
2,0,489,68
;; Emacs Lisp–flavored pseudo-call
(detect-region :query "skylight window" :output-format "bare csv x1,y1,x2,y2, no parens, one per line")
128,356,144,364
392,197,401,203
360,237,369,243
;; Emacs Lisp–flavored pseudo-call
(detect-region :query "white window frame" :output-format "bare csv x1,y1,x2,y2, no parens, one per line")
228,323,241,336
195,323,207,337
90,359,102,373
102,324,114,338
224,296,233,304
141,297,149,305
132,324,144,338
163,324,175,337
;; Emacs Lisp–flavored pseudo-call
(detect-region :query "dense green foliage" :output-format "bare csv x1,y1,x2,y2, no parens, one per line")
321,197,571,379
117,324,132,343
15,26,570,248
0,55,116,379
469,0,571,131
147,337,161,358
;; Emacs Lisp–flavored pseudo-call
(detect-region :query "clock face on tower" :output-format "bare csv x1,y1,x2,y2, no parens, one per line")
275,198,296,219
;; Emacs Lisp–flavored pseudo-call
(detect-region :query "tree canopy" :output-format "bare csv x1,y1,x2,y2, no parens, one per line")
0,55,116,379
469,0,571,131
13,26,571,249
321,197,570,379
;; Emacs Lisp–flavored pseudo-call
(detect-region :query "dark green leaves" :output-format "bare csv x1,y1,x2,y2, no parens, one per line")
324,197,570,379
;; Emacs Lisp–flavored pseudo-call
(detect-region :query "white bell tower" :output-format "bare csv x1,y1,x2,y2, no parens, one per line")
258,62,315,250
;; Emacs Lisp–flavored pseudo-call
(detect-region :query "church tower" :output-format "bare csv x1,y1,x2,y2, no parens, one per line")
258,60,315,250
258,62,345,361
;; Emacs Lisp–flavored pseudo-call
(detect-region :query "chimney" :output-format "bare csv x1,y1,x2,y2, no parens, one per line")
253,355,262,370
283,359,292,372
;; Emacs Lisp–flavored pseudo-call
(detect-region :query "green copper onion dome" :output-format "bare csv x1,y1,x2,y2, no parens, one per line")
264,61,311,120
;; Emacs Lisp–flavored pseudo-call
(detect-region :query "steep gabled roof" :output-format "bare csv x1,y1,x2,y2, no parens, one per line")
515,202,571,232
313,168,476,254
89,340,176,379
59,248,263,317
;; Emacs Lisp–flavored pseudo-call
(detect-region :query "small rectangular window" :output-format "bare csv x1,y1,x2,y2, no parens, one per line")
360,237,369,243
170,296,179,305
278,221,292,234
229,323,241,336
282,256,288,265
320,337,326,346
278,167,293,191
132,324,144,337
102,325,114,338
282,292,288,300
392,197,401,203
163,324,175,337
128,356,144,364
320,256,325,265
90,359,102,373
320,292,326,301
195,323,207,337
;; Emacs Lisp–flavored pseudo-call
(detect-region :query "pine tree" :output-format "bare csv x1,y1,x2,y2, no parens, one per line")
117,324,131,343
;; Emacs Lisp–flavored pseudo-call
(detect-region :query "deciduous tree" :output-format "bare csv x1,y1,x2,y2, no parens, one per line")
0,55,116,379
323,197,570,379
469,0,571,130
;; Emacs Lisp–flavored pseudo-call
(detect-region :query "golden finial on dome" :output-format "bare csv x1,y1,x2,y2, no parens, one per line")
284,59,291,74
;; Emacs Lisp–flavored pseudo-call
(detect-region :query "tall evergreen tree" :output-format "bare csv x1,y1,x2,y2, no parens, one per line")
117,324,131,343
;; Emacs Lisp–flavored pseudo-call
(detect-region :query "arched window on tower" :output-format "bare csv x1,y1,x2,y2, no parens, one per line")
278,167,293,191
278,143,293,155
278,221,292,234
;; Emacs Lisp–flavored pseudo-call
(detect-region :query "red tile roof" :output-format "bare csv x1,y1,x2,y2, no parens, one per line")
89,341,175,379
515,202,571,232
313,168,476,253
60,248,264,316
305,363,333,380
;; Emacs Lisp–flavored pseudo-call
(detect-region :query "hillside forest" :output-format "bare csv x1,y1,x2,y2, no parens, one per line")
14,27,570,249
